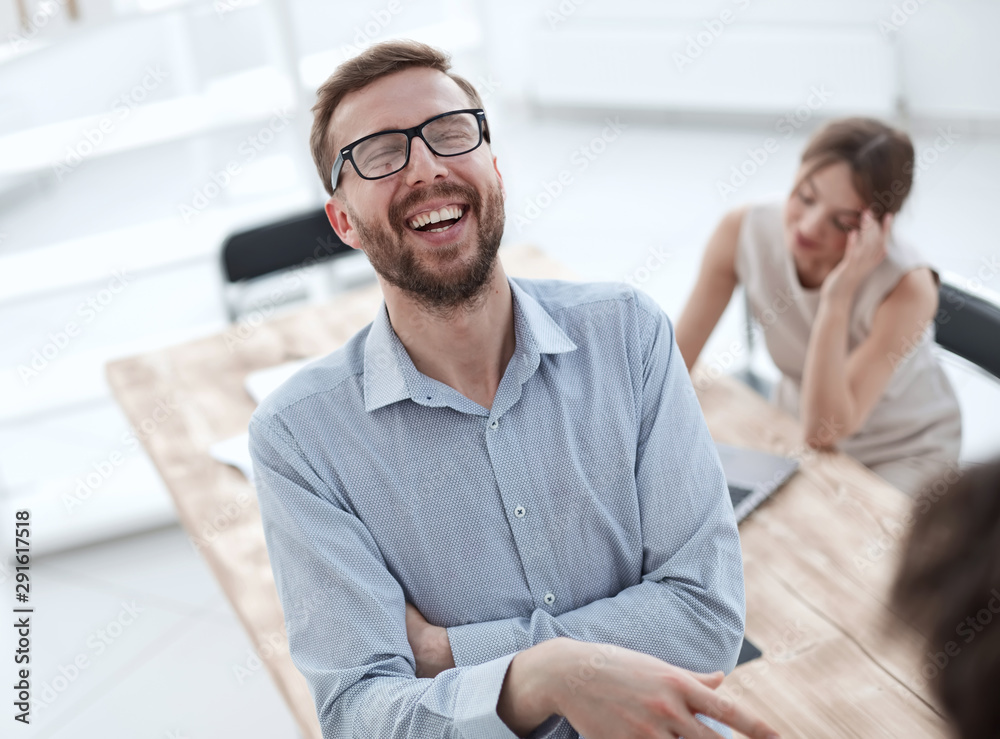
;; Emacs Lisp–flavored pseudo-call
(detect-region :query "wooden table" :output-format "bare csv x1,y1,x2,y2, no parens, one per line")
106,243,948,739
695,372,949,738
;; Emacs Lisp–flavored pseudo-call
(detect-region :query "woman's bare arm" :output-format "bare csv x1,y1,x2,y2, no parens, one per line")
674,207,745,373
800,267,939,446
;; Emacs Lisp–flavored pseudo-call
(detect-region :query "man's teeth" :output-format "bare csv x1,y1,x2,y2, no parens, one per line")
409,205,465,230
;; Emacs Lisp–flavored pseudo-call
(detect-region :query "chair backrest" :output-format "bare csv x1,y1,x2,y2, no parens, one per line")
935,278,1000,381
221,208,351,283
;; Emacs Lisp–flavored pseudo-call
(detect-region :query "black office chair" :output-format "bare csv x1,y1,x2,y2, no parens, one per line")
934,274,1000,381
220,208,354,321
733,289,774,398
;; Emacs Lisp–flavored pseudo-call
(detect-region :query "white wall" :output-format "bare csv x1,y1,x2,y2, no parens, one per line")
480,0,1000,124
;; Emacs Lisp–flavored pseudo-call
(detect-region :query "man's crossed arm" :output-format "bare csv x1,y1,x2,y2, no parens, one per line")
248,294,760,739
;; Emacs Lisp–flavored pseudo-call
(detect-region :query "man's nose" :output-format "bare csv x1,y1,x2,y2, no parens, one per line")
404,136,450,187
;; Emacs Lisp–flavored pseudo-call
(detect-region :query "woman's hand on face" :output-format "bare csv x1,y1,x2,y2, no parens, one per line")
824,210,892,300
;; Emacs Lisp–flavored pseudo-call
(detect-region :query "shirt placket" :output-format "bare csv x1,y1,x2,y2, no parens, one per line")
484,352,560,614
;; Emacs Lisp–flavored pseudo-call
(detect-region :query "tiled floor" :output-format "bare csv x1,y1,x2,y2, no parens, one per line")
5,524,299,738
6,106,1000,737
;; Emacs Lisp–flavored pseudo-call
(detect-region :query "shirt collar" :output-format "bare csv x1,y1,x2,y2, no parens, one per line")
363,277,577,412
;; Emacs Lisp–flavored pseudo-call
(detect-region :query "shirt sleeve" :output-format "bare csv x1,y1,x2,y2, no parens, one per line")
249,414,530,739
445,290,745,734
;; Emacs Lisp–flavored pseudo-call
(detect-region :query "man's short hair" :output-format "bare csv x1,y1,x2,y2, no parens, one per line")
310,40,486,196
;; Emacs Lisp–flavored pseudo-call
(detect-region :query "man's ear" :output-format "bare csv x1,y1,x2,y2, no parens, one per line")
492,154,506,201
325,196,361,250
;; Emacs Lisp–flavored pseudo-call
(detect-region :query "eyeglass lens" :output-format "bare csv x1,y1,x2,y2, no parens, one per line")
352,112,481,179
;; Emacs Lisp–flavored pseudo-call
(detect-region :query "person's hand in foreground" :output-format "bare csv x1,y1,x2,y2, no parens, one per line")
498,636,781,739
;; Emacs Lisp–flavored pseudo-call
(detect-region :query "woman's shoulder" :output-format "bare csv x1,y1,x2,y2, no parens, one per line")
885,230,933,274
732,199,783,242
859,232,939,328
871,231,937,296
730,198,786,273
743,198,784,219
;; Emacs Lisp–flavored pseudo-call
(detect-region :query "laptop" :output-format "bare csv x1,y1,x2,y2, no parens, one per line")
715,442,799,522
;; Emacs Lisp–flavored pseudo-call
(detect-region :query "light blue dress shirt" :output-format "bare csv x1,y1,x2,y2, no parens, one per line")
249,275,745,739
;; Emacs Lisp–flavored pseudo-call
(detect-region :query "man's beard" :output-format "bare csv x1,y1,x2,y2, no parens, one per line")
348,180,506,316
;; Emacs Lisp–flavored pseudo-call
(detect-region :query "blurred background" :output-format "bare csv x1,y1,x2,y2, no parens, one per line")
1,0,999,735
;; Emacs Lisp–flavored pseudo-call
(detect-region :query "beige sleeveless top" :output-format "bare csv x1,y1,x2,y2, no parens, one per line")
734,200,961,479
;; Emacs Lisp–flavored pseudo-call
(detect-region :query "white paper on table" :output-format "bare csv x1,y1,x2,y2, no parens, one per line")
243,356,321,404
209,433,254,482
210,356,322,481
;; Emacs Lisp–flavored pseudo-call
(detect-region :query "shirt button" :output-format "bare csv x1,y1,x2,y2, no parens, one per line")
543,592,556,605
490,419,499,429
514,505,526,518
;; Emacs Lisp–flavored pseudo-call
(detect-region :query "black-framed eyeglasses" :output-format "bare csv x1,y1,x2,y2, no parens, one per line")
331,109,489,192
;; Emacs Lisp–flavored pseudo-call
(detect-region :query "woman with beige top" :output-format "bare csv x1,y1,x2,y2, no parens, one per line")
676,117,962,497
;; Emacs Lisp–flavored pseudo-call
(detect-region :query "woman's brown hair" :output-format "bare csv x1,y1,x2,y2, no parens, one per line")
891,458,1000,738
798,117,916,218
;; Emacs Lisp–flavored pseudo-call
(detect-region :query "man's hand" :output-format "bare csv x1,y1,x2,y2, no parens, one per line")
499,637,780,739
551,640,779,739
404,602,456,678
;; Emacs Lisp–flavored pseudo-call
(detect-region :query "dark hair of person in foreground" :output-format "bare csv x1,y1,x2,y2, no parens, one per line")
891,457,1000,738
